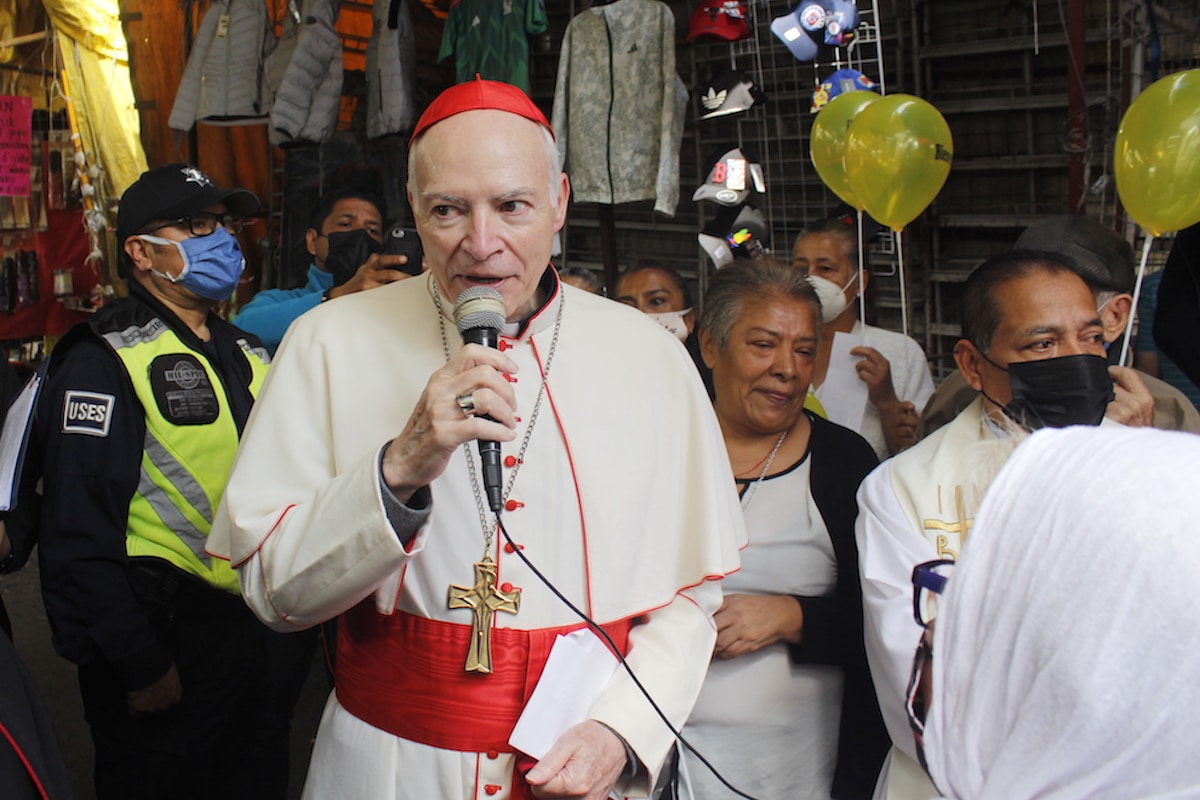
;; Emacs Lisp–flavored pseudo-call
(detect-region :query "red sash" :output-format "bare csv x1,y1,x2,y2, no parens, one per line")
334,602,633,755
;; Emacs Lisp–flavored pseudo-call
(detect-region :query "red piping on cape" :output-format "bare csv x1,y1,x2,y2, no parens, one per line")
530,324,595,617
0,721,50,800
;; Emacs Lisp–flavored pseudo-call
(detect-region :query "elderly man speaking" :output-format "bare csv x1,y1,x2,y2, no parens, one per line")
209,79,744,800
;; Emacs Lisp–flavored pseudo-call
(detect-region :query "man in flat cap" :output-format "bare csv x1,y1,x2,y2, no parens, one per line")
210,79,744,799
32,164,286,799
918,215,1200,436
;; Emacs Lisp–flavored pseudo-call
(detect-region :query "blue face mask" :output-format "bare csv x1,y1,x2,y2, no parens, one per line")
139,227,245,301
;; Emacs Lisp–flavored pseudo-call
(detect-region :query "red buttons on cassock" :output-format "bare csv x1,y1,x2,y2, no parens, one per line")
486,751,499,760
501,582,514,593
503,542,525,554
504,455,518,468
498,340,511,352
505,500,525,512
484,784,501,796
503,373,518,383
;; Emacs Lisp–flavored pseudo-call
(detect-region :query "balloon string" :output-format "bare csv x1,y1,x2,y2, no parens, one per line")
857,208,867,324
896,228,909,339
1119,233,1153,367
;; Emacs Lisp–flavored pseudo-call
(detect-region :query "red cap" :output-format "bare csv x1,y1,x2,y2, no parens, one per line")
410,76,554,145
688,0,752,42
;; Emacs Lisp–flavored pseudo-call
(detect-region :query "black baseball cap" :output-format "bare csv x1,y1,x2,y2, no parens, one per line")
1015,215,1135,294
116,163,260,246
697,69,766,121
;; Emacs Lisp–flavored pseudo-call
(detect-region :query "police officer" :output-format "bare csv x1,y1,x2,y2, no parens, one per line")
33,164,283,800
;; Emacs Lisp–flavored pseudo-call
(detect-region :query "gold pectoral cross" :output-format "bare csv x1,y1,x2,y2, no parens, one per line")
922,485,973,559
448,557,521,674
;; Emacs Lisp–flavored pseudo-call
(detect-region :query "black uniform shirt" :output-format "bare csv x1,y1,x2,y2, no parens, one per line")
35,282,261,691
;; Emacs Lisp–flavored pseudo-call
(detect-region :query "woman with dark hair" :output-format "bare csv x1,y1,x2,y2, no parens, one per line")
670,259,887,799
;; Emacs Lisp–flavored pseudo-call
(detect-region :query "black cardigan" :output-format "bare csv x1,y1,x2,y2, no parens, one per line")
787,412,890,800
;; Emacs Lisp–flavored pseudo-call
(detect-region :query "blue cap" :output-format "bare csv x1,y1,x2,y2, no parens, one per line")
771,0,860,62
810,68,880,113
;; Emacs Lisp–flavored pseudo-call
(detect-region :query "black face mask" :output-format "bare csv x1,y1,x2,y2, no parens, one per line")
983,353,1114,430
323,229,383,286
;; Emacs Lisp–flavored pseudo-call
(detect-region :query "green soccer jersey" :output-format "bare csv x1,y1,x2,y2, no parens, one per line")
439,0,549,93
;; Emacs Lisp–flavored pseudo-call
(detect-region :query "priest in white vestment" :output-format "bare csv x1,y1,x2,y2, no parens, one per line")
855,251,1119,799
208,79,745,800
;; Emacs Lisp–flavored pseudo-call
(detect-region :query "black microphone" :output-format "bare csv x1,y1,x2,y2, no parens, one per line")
453,287,508,512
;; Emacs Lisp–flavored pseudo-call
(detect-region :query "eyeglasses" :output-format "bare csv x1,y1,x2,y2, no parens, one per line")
149,212,247,237
905,559,954,771
911,558,954,628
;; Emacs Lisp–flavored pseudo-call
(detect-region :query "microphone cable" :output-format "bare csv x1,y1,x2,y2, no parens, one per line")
495,515,760,800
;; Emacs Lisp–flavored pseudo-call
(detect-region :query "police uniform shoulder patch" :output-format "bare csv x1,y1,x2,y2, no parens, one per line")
150,353,219,425
63,390,115,436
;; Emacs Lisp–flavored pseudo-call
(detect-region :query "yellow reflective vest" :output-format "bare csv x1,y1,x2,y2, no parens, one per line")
100,317,269,593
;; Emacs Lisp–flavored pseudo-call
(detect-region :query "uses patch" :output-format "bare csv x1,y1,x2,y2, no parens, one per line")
62,390,115,437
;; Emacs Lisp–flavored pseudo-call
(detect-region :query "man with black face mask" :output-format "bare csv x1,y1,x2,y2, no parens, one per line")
234,188,413,353
918,215,1200,436
853,251,1123,800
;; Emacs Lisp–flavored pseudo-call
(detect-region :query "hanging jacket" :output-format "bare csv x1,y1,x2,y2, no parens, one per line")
551,0,683,216
365,0,417,138
168,0,277,130
267,0,418,145
268,0,344,145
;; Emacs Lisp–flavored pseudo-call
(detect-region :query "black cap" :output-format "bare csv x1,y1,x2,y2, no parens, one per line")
697,68,766,121
116,163,260,246
1015,215,1135,294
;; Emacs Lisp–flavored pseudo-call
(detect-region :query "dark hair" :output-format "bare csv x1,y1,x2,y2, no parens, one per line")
617,263,693,307
306,185,387,233
961,250,1078,352
700,258,822,348
794,215,859,265
559,266,605,295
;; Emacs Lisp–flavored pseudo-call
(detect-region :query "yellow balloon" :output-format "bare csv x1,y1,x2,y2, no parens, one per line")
843,94,953,231
810,91,881,210
1115,69,1200,237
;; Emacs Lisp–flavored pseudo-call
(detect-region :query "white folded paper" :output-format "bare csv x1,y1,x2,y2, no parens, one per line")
822,331,869,434
508,627,620,759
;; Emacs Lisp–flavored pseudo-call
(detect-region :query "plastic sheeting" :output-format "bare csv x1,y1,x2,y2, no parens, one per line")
42,0,147,198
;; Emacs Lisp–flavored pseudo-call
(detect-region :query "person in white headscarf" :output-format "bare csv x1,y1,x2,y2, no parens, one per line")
920,425,1200,799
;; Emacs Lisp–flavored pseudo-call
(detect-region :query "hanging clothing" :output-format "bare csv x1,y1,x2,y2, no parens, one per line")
438,0,549,93
926,426,1200,798
169,0,276,130
267,0,343,145
551,0,684,216
265,0,418,145
365,0,417,138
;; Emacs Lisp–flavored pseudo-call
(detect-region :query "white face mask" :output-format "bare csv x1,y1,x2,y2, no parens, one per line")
807,273,859,324
647,308,693,342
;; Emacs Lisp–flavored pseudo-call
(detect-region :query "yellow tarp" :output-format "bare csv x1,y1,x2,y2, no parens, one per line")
43,0,146,199
41,0,125,62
